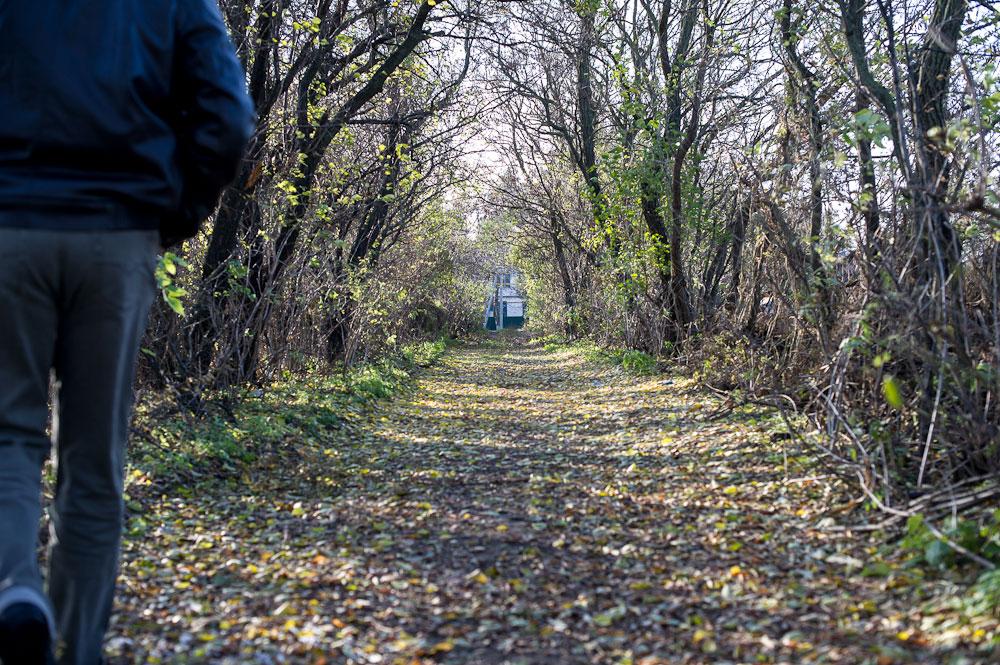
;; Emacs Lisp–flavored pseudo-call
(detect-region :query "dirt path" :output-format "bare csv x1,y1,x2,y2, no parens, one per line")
108,340,996,663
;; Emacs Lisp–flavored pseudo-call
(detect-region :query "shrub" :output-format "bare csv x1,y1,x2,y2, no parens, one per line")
620,350,657,375
964,569,1000,618
900,512,1000,571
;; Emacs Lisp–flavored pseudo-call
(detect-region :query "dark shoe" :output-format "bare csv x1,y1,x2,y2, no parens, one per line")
0,602,54,665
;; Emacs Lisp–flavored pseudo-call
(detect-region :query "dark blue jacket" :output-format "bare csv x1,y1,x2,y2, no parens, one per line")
0,0,255,241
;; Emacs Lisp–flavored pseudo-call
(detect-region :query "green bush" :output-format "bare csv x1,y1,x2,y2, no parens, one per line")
401,337,449,368
964,569,1000,618
900,512,1000,570
351,337,449,398
347,363,407,400
582,343,612,364
536,334,568,351
575,343,659,376
620,350,657,375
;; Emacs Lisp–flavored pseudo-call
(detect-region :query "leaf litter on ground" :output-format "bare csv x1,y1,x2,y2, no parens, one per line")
96,338,997,664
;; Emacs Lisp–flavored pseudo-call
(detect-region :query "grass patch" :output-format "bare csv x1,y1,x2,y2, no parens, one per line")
401,337,450,367
620,349,657,375
130,337,451,486
533,333,570,352
347,361,410,400
574,342,659,376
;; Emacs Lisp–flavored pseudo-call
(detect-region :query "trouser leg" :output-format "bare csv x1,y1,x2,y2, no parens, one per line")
0,228,58,632
46,230,157,665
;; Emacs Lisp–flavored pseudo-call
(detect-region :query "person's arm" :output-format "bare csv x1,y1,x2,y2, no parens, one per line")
165,0,255,248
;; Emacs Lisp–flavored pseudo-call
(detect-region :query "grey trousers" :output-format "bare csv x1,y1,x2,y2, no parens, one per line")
0,228,158,665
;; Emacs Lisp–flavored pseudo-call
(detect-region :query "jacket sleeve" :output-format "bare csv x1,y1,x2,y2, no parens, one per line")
166,0,255,246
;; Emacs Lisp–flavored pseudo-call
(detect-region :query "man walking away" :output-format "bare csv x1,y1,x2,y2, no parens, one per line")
0,0,254,663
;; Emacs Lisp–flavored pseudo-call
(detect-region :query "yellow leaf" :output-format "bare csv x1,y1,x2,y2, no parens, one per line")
883,375,904,409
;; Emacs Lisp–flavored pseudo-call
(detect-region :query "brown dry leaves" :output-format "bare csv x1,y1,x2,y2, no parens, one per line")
107,340,998,663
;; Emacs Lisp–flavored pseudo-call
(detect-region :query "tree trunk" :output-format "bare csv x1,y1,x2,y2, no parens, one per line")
575,7,607,243
781,0,832,336
856,91,881,279
910,0,967,278
552,229,577,337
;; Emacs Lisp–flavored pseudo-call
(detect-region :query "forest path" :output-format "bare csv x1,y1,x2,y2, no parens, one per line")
108,339,991,663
